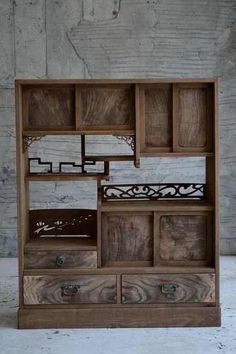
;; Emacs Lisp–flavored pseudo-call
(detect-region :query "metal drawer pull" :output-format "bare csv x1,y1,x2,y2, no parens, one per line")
160,284,179,294
55,256,65,267
61,284,80,296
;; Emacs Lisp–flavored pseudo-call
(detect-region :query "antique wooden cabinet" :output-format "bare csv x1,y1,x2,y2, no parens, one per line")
15,78,220,328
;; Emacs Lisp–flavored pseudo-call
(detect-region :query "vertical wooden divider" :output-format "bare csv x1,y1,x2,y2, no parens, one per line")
97,180,102,267
16,82,30,308
134,84,141,167
153,212,159,267
172,84,178,153
116,275,122,304
75,85,81,130
214,79,220,306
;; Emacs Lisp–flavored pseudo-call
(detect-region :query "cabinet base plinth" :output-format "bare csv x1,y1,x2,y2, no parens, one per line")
18,306,221,329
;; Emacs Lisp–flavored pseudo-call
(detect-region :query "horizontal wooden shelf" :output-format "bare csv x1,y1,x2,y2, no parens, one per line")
17,78,217,85
23,130,134,136
26,173,108,181
25,238,97,251
85,155,134,161
140,152,214,157
24,266,215,276
101,200,214,212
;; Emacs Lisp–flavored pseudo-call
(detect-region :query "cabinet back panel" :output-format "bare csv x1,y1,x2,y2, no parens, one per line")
23,86,75,129
102,213,153,265
78,86,134,129
159,215,207,261
144,85,172,149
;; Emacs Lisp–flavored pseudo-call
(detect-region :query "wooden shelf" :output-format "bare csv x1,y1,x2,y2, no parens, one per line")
26,173,108,181
23,129,135,136
85,155,134,162
25,237,97,251
101,200,214,212
140,152,214,157
24,266,215,276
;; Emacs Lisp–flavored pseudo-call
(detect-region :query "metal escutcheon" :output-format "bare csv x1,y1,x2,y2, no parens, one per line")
55,256,65,267
61,284,80,296
160,283,179,295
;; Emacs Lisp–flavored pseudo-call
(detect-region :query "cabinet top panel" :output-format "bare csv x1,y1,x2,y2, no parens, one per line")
15,78,218,86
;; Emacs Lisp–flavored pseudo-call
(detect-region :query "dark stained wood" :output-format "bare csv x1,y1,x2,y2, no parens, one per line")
23,85,75,129
76,85,135,131
24,275,117,305
25,250,97,269
143,84,172,151
122,274,215,304
102,212,153,266
18,307,221,329
29,209,97,239
157,213,210,265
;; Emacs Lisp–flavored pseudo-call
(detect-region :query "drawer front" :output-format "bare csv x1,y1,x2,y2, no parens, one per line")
24,275,117,305
25,251,97,269
122,274,215,304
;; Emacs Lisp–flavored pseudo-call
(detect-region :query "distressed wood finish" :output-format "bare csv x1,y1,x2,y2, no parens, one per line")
24,275,117,305
141,84,172,152
24,250,97,269
23,85,75,129
18,307,221,328
102,212,153,266
76,85,135,131
15,78,220,328
155,212,213,266
122,274,215,304
173,83,213,152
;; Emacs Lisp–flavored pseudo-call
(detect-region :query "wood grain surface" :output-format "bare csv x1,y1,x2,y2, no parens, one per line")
122,273,215,304
18,306,221,329
24,250,97,269
78,85,134,129
158,215,207,263
144,84,172,149
23,85,75,128
24,275,117,304
101,212,153,266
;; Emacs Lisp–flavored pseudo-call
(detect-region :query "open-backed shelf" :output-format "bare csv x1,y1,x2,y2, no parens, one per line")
101,200,214,212
26,173,109,181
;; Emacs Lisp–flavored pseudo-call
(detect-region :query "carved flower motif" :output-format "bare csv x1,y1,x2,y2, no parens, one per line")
36,221,45,227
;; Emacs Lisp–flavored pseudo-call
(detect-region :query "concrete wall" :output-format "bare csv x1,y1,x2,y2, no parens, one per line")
0,0,236,256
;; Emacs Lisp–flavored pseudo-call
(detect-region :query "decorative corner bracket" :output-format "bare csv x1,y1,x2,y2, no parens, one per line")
23,136,43,152
115,135,135,152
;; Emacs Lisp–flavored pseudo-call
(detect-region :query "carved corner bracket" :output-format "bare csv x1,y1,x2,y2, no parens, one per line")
115,135,135,152
23,136,44,152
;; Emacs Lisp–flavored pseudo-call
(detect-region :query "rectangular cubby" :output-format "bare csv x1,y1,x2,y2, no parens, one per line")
76,84,135,132
138,82,214,155
101,212,153,267
154,211,213,267
22,85,76,130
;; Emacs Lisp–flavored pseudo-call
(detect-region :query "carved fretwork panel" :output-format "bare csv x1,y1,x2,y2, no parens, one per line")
29,209,97,238
101,183,206,201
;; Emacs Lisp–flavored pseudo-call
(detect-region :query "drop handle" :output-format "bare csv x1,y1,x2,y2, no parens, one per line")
61,284,80,297
55,256,65,267
159,283,179,295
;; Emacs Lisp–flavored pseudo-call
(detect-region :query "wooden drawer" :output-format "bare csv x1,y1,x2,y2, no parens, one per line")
24,275,117,305
24,250,97,269
122,274,215,304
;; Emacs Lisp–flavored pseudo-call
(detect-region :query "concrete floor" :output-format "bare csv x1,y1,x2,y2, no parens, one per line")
0,257,235,354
